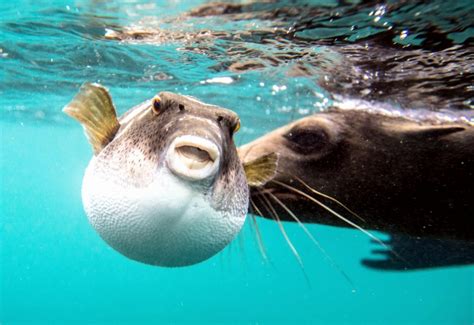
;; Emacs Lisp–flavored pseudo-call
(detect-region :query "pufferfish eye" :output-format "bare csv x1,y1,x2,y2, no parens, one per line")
233,119,241,133
152,96,161,115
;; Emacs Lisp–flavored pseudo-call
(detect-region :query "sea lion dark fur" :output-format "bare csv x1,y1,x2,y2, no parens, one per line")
239,106,474,243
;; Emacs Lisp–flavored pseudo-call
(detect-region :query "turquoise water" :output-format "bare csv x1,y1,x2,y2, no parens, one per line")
1,0,473,323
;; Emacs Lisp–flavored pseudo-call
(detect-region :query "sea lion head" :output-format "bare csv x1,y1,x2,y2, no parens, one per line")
239,111,345,186
239,103,474,240
65,84,249,266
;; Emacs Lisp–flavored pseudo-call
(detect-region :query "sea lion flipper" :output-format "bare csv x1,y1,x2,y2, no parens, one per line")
63,83,120,155
243,152,279,187
361,234,474,271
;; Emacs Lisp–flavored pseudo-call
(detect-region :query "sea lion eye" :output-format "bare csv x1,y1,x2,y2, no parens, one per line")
152,96,161,115
284,127,327,153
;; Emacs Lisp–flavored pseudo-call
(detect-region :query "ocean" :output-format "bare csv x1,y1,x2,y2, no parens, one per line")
1,0,473,323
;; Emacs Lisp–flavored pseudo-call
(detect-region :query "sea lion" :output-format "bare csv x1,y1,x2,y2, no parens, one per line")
63,83,276,267
239,102,474,243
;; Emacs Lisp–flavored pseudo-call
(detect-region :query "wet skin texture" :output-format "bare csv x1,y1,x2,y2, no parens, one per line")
239,109,474,242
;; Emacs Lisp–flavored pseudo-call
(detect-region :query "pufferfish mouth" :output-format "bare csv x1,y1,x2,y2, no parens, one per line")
166,135,220,181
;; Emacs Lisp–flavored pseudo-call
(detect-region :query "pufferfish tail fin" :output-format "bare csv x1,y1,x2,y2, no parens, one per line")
63,83,120,155
243,152,279,187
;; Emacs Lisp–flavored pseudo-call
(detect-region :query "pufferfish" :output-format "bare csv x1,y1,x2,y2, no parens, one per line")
64,83,277,267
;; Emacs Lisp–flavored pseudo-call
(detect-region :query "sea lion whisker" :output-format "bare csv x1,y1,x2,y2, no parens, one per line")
256,191,311,285
271,180,401,259
267,192,355,289
256,192,304,266
275,172,366,223
293,175,366,223
249,198,268,261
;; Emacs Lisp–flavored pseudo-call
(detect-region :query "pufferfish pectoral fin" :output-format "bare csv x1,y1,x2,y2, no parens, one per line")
63,83,120,155
243,152,279,187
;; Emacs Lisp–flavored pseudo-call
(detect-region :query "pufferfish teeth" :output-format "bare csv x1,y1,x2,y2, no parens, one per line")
176,145,213,162
167,135,221,181
174,140,218,161
176,148,213,170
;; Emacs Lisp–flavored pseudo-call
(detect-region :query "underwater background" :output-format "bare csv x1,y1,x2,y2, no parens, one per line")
1,0,473,323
